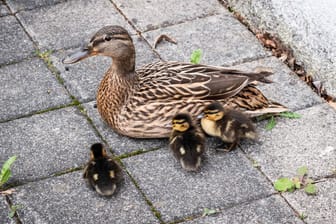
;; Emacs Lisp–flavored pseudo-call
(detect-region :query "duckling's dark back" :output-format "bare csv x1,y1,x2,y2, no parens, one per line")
84,143,122,196
170,126,204,171
219,109,256,139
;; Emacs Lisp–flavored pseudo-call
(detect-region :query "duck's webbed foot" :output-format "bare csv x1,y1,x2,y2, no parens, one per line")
215,141,238,152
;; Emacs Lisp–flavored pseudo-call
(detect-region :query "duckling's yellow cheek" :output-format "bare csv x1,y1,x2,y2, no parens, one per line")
109,171,115,178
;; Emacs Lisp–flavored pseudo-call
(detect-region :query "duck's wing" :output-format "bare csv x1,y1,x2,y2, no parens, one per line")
136,61,273,101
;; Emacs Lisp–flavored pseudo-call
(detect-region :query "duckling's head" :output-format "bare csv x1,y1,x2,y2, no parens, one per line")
203,102,225,121
172,113,193,132
90,143,107,160
63,26,135,71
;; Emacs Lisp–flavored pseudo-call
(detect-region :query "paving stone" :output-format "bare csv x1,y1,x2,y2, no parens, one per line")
0,107,100,184
0,16,35,65
82,101,167,155
243,103,336,181
16,0,133,51
114,0,228,32
52,35,159,102
284,178,336,224
11,171,159,224
123,149,274,222
7,0,65,12
230,57,323,111
144,14,270,66
0,196,15,224
186,195,303,224
0,58,71,122
0,1,10,16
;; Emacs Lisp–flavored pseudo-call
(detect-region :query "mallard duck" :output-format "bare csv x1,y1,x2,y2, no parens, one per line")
169,113,205,171
63,25,287,138
83,143,122,196
201,102,257,151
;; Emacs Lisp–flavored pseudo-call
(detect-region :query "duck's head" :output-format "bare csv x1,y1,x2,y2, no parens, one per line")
63,25,135,72
203,102,225,121
90,143,107,160
172,113,193,132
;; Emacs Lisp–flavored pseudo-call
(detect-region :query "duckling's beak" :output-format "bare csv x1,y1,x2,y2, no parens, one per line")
62,44,95,64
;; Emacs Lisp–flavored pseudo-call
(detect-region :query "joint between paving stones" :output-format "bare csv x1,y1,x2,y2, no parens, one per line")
0,102,76,124
121,165,165,224
5,195,23,224
238,147,309,222
117,147,162,160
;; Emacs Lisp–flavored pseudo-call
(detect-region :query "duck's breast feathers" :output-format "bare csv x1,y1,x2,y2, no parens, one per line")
135,61,272,101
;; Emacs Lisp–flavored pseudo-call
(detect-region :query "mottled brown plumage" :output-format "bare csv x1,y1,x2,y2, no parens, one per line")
201,102,257,151
63,25,287,138
169,113,205,171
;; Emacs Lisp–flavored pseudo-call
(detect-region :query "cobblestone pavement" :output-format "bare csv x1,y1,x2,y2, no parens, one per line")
1,0,335,223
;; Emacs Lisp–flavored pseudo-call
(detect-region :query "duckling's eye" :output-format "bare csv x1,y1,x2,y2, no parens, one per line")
104,35,113,41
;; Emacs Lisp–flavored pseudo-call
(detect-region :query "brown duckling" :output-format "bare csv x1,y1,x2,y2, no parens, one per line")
83,143,122,196
201,102,257,151
169,113,205,171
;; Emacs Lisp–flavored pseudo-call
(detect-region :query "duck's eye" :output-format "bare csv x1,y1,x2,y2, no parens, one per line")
104,35,113,41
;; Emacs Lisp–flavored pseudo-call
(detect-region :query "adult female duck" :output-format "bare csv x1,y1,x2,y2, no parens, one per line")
63,25,286,138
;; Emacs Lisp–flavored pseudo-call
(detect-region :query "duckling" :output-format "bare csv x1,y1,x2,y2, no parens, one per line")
63,25,287,138
83,143,122,196
201,102,257,151
169,113,205,171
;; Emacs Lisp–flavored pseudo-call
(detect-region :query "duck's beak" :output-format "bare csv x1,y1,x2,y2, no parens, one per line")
62,45,95,64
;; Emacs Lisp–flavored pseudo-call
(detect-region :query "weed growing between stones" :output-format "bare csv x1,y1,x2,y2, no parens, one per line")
273,166,317,195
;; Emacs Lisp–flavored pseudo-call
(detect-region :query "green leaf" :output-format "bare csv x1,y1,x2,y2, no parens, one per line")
292,177,301,189
190,49,202,64
297,166,308,177
304,183,317,195
0,170,11,186
306,178,314,184
279,111,301,119
8,210,15,218
265,116,276,130
0,156,17,186
299,212,307,220
202,208,217,217
274,177,295,192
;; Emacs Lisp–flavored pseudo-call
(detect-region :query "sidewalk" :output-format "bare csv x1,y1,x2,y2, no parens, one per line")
1,0,335,223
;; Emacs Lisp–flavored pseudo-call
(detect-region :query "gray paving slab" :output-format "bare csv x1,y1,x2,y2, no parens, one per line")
0,107,100,184
230,57,323,111
16,0,133,51
0,1,10,16
0,58,71,122
82,101,167,155
243,103,336,181
284,178,336,224
186,195,303,224
0,196,15,224
7,0,64,12
123,149,274,222
227,0,336,97
114,0,228,32
0,15,35,65
11,171,159,224
52,35,159,102
144,14,270,66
